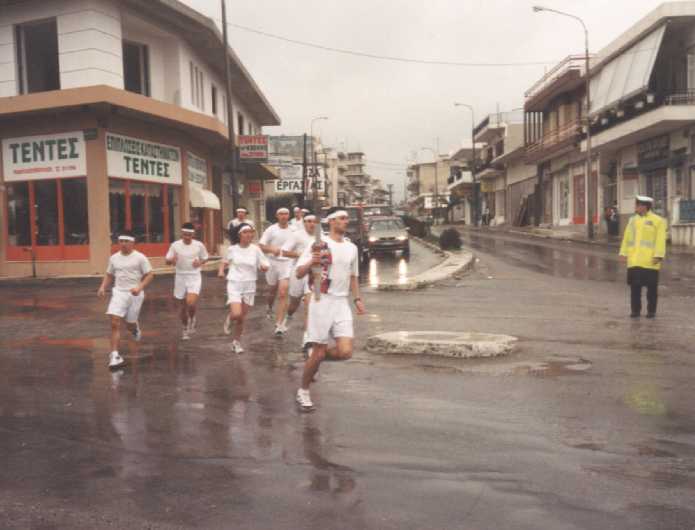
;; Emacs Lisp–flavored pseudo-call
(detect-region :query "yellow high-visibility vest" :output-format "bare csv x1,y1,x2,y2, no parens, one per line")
619,211,667,270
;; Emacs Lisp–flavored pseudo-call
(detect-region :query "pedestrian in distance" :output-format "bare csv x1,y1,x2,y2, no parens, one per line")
289,206,309,231
619,195,667,319
294,207,366,412
281,211,318,349
219,223,270,354
98,231,154,369
227,207,253,242
165,222,209,340
259,207,294,336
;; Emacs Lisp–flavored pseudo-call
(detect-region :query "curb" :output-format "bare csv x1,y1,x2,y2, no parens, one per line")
376,238,474,291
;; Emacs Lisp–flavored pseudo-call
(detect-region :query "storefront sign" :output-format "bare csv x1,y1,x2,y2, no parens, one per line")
106,133,181,184
239,135,268,161
186,152,208,187
638,135,669,164
2,131,86,182
480,180,495,193
274,177,324,193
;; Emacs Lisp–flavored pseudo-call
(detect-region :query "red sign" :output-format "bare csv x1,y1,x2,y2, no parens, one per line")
248,180,263,196
238,135,268,161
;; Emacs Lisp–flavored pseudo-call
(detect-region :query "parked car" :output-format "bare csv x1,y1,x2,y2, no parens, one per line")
367,216,410,257
321,205,370,263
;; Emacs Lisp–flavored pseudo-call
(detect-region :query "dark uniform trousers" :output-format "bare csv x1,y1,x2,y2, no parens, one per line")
628,267,659,315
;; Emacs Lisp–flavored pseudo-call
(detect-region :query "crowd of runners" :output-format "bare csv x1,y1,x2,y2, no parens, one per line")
98,205,366,412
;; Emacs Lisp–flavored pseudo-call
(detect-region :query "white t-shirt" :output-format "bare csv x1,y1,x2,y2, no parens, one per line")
165,239,208,275
107,250,153,292
282,228,315,265
289,217,304,231
225,244,270,282
228,217,255,231
259,223,293,261
297,235,358,297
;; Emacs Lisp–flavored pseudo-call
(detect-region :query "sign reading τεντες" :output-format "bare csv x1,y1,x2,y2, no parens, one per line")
106,133,182,185
2,132,86,182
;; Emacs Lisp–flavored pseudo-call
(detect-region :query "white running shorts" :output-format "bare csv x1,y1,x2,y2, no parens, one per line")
227,280,256,306
174,273,202,299
289,268,309,299
306,294,353,345
265,260,291,286
106,289,145,323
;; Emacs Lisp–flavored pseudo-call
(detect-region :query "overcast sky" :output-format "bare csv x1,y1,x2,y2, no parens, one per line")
183,0,671,201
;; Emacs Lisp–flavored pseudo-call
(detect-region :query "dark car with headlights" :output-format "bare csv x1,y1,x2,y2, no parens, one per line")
367,216,410,256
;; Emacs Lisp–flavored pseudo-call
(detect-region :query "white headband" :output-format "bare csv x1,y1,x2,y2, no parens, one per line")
304,214,317,221
238,225,254,233
118,235,135,242
236,208,248,213
277,207,290,214
301,208,310,214
327,210,349,220
181,228,195,234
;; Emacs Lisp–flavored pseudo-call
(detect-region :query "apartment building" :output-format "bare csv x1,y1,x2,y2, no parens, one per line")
0,0,280,277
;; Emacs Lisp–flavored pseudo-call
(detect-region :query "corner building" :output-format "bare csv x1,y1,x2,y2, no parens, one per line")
0,0,280,278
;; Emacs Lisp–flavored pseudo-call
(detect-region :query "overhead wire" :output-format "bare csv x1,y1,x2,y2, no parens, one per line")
217,19,556,68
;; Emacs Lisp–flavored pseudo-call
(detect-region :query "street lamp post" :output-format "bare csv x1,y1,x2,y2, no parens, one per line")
533,6,594,239
308,116,328,207
454,103,478,226
420,146,439,224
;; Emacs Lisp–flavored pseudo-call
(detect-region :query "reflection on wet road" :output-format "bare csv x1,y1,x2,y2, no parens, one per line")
462,231,695,290
362,239,442,288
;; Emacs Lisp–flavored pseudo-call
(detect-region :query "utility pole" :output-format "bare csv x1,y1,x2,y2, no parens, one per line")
221,0,238,214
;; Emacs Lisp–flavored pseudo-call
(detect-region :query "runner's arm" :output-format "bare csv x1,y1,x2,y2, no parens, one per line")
165,244,176,265
218,258,229,277
97,273,114,297
350,275,366,314
295,246,318,279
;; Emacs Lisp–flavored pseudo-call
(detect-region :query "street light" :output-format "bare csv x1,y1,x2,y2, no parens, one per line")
454,102,478,226
420,146,439,224
308,116,328,207
533,6,594,239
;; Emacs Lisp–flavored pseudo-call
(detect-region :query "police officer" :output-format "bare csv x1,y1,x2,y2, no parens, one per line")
619,195,667,318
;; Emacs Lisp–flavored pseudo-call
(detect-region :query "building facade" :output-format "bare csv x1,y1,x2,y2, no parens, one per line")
0,0,280,277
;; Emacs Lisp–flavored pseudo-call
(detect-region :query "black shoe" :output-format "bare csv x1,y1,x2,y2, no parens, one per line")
646,313,656,319
630,313,640,318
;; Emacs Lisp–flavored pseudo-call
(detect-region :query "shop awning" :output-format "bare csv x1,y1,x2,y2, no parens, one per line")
243,162,280,181
589,24,666,116
189,182,221,210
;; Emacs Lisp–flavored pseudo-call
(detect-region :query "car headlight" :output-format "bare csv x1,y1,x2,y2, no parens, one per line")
397,235,408,241
369,236,377,242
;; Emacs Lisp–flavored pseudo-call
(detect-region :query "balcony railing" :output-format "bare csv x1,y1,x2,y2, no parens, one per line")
526,118,582,159
524,55,588,102
664,90,695,106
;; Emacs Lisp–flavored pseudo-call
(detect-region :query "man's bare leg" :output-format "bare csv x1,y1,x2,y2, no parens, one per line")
179,298,188,326
275,279,289,327
301,338,353,389
110,316,122,352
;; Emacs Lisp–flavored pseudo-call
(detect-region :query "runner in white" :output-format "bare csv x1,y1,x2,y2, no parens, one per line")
281,212,317,349
227,207,254,238
294,208,367,411
289,206,305,231
218,223,270,353
258,207,294,336
98,231,154,369
165,222,209,340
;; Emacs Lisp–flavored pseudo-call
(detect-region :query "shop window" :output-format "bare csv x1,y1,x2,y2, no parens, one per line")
62,178,89,244
108,179,179,251
109,179,127,242
5,178,89,260
6,182,31,246
123,41,150,96
34,180,59,246
15,18,60,94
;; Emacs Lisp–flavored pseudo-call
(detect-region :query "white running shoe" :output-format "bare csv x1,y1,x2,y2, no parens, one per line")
274,324,285,337
108,351,125,370
223,314,232,335
189,316,197,334
130,323,142,342
231,340,244,354
266,308,274,320
182,328,190,341
296,388,314,411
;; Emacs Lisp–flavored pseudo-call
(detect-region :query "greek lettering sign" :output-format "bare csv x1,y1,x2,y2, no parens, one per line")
638,135,669,163
239,135,268,161
274,178,325,193
187,152,208,187
106,133,181,184
2,131,86,182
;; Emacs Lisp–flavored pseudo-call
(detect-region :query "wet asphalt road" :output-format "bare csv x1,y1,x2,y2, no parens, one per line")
2,235,695,529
